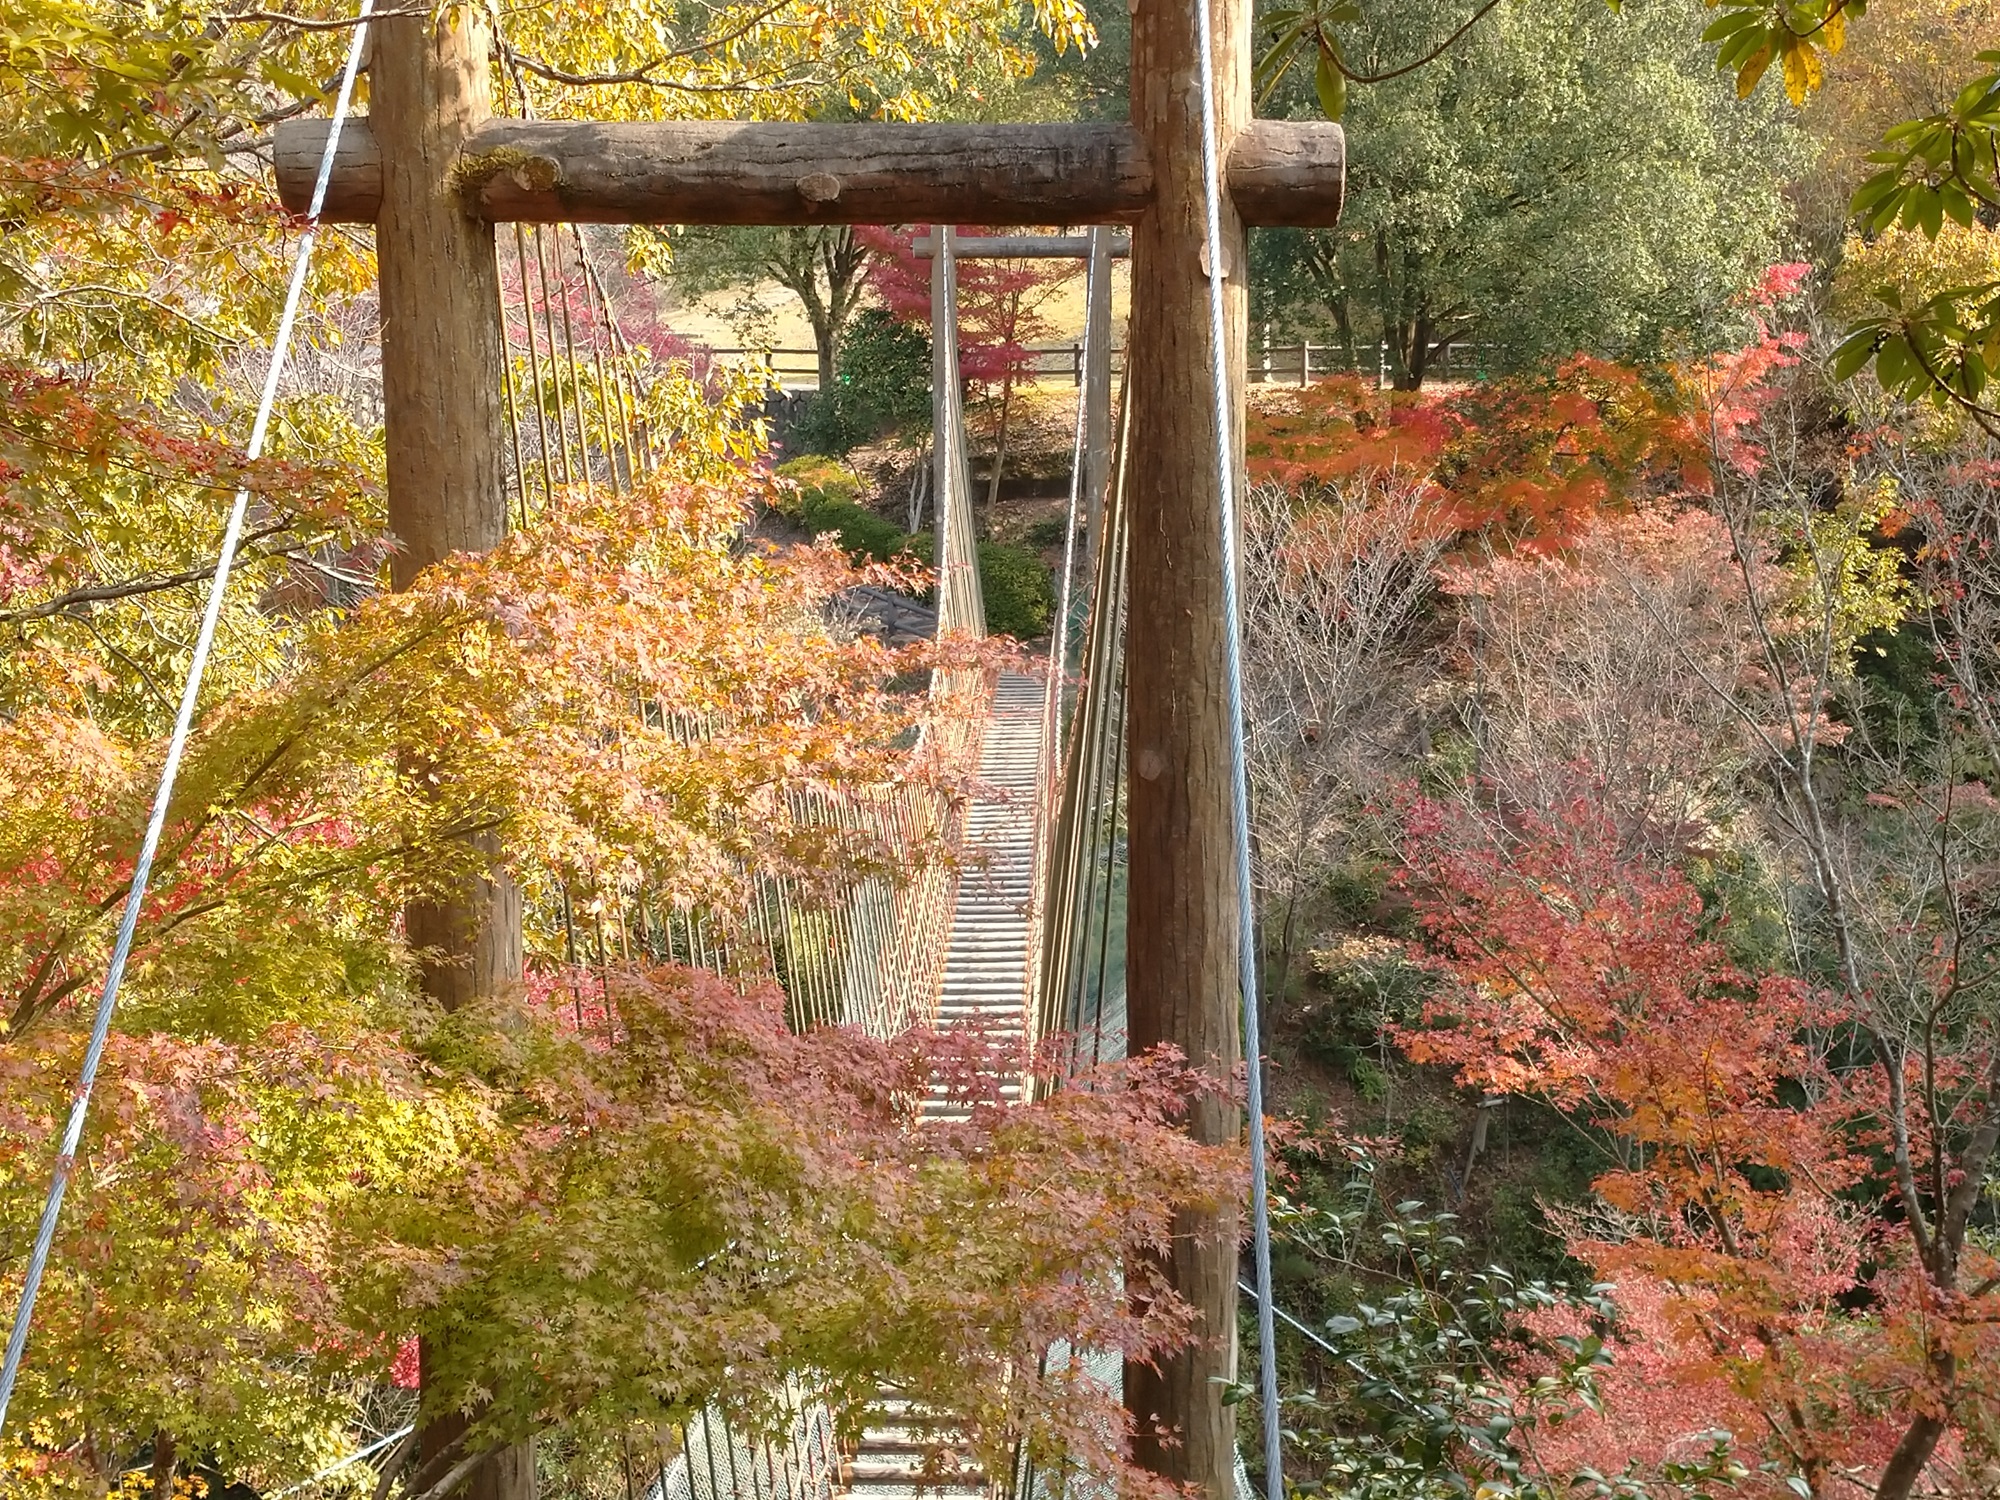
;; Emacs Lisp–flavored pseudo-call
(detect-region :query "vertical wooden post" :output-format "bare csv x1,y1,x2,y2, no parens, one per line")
374,8,532,1499
931,222,956,557
1079,226,1115,587
1124,0,1247,1492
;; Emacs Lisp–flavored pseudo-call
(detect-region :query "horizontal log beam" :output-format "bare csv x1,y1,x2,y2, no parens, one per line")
912,233,1130,259
274,119,1343,229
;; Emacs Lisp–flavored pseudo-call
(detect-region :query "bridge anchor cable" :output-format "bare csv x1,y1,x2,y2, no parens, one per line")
0,0,377,1440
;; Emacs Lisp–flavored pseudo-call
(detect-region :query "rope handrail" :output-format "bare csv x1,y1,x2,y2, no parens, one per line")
1020,235,1102,1063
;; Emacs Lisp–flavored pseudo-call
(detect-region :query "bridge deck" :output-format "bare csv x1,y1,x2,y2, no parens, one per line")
848,672,1047,1496
921,671,1046,1122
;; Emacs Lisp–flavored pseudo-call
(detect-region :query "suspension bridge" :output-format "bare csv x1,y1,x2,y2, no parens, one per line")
0,0,1349,1494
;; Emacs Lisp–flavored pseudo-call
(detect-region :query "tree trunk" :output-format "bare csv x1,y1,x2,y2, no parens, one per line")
773,227,866,394
1125,0,1248,1492
985,365,1014,518
1330,292,1355,371
1876,1409,1946,1500
1393,310,1433,391
148,1430,175,1500
373,7,532,1497
1372,228,1397,385
820,225,869,381
810,305,837,392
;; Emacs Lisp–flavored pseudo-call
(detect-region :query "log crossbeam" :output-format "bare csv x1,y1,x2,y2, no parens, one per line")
324,14,1344,1490
274,117,1343,228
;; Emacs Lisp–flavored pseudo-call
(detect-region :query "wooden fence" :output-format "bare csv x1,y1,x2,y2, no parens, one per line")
702,340,1505,391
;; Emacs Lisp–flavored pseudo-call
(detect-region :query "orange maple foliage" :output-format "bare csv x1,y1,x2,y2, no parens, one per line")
1398,792,2000,1494
1246,359,1708,555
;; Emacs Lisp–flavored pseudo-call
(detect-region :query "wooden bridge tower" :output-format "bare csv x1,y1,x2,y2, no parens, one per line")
278,4,1344,1495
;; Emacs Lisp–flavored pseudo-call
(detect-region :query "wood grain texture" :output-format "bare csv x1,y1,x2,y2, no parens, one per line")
273,118,1341,228
1121,0,1250,1494
373,11,530,1497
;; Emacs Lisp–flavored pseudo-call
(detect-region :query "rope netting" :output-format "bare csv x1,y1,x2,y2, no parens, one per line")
480,54,999,1495
490,60,983,1051
1030,376,1130,1080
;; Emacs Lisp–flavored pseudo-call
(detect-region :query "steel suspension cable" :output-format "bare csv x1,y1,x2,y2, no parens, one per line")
1188,0,1283,1492
0,0,377,1438
268,1422,415,1498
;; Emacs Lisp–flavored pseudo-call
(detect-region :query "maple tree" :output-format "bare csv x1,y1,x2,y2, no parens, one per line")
1354,331,2000,1498
0,448,1248,1496
1244,359,1705,555
0,4,1198,1497
858,226,1075,515
1232,244,2000,1494
1395,786,2000,1500
343,966,1241,1500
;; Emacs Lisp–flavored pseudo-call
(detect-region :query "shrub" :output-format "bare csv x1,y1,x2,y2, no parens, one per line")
1023,516,1070,550
787,310,932,456
838,309,932,433
801,495,908,564
771,457,908,562
976,540,1056,638
772,454,862,520
1297,936,1431,1091
902,534,1056,639
788,389,869,457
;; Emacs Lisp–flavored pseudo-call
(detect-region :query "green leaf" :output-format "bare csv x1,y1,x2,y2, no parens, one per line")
1700,11,1762,42
1876,332,1916,391
1915,186,1946,239
1314,43,1347,122
1940,181,1977,227
1831,326,1884,382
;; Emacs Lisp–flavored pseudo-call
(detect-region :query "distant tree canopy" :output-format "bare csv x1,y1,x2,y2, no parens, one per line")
1251,0,1803,387
665,224,873,389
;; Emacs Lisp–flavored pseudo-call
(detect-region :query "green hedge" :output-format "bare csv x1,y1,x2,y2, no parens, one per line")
904,532,1056,639
772,456,909,561
802,495,908,563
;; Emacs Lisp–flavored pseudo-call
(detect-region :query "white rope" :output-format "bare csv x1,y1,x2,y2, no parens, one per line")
1188,1,1284,1495
0,0,377,1438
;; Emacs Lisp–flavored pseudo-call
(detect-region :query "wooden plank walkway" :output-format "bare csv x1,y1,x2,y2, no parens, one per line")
921,671,1046,1122
845,673,1048,1497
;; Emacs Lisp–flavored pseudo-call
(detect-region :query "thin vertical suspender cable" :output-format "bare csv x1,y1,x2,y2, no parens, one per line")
1188,0,1284,1494
1049,248,1094,700
0,1,377,1438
